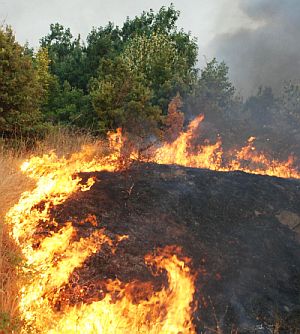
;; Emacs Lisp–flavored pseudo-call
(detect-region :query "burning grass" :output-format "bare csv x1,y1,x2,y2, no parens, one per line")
0,118,299,333
0,151,32,333
0,128,97,333
152,115,300,179
3,129,199,333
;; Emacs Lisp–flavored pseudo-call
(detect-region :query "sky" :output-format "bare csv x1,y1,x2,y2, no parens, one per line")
210,0,300,95
0,0,256,48
1,0,299,95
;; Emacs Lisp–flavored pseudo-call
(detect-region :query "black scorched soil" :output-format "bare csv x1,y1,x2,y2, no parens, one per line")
44,163,300,333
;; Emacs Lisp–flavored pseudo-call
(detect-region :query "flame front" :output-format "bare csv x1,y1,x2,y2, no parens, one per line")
153,115,300,179
6,136,196,333
5,114,300,333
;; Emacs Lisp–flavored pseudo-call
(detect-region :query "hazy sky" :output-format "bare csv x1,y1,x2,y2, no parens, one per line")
209,0,300,95
0,1,256,56
1,1,299,95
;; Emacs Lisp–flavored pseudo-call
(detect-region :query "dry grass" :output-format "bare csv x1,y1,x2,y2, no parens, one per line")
33,127,98,157
0,151,33,333
0,128,96,332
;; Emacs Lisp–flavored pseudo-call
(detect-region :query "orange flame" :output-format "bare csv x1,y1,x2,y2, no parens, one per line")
152,115,300,179
5,114,300,332
46,247,196,334
6,135,196,333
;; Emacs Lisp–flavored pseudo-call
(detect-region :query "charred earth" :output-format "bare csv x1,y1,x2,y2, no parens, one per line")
43,162,300,333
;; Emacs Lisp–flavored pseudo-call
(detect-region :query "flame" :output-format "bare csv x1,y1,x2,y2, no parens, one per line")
152,115,300,179
153,115,223,171
47,247,196,334
5,114,300,332
5,134,196,333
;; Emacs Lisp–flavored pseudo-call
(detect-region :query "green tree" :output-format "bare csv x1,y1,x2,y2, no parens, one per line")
40,24,97,129
34,47,53,105
121,5,198,70
44,79,97,130
85,23,122,79
199,59,234,110
41,23,88,90
0,26,46,138
122,31,197,112
121,5,180,41
88,5,197,116
186,58,235,125
90,57,161,135
40,5,198,134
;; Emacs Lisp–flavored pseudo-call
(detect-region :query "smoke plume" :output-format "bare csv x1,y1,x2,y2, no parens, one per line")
209,0,300,96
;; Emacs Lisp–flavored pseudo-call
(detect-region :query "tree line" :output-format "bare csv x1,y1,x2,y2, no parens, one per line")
0,5,299,157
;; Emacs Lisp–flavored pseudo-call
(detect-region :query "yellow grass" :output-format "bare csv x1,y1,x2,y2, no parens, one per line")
0,128,96,332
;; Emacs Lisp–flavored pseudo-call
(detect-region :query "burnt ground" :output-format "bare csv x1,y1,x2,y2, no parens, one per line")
46,163,300,333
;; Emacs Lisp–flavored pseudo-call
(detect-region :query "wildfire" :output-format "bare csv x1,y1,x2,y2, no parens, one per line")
47,246,196,334
152,115,300,179
5,114,300,333
5,134,196,333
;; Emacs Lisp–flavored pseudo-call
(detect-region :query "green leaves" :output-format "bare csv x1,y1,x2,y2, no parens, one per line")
0,26,46,139
185,58,236,123
198,58,235,109
121,4,180,41
37,5,199,136
41,23,88,90
90,57,160,134
121,17,197,113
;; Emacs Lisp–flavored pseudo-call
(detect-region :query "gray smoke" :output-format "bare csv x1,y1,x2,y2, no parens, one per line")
209,0,300,96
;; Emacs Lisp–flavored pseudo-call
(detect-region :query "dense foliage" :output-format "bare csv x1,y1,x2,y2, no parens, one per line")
0,27,47,138
38,5,198,134
0,5,299,157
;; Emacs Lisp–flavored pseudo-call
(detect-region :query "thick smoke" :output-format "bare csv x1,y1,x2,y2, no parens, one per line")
209,0,300,96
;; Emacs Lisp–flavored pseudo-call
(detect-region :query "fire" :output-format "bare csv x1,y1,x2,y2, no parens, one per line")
47,247,196,334
152,115,300,179
5,114,300,332
5,135,196,333
153,115,223,171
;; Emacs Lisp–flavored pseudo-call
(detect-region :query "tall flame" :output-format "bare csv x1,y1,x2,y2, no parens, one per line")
6,135,196,333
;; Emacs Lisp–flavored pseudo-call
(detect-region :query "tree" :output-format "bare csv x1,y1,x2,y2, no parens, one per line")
44,80,97,130
121,5,198,113
40,5,198,134
129,5,198,67
41,23,88,90
163,94,184,142
34,47,53,105
40,24,97,129
185,58,235,125
199,59,234,109
121,5,180,41
244,86,276,127
0,26,46,138
122,31,197,112
85,23,122,80
90,57,161,135
280,82,300,126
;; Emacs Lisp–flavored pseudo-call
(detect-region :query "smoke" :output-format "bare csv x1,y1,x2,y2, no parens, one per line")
209,0,300,96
